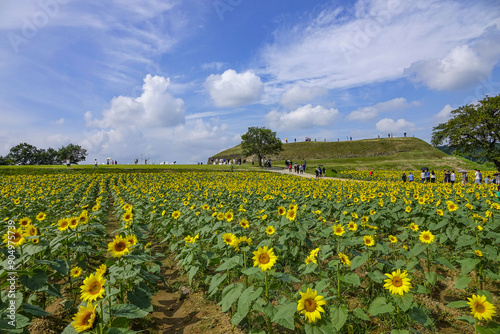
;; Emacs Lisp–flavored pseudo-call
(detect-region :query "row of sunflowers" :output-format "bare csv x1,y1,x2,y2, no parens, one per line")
1,170,499,333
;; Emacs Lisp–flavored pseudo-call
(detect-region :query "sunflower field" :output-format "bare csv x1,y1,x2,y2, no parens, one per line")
1,170,499,334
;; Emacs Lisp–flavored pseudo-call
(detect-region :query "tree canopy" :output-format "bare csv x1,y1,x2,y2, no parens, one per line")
241,127,283,167
1,143,87,165
431,94,500,170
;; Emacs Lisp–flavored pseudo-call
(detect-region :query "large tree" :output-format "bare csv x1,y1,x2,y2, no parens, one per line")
57,144,88,164
431,95,500,170
7,143,38,165
241,127,283,167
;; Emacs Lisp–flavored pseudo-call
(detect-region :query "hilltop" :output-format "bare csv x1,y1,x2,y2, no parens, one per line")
210,137,490,171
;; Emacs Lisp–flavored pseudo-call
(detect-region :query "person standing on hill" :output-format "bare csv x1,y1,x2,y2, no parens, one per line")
431,171,436,183
425,170,430,183
475,169,481,184
420,171,425,183
402,173,407,182
450,171,455,185
408,173,414,182
462,172,468,185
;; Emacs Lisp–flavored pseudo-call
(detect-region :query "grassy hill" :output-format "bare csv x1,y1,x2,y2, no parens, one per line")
211,137,492,171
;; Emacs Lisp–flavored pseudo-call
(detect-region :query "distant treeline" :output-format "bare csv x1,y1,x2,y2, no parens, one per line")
436,144,500,163
0,143,87,165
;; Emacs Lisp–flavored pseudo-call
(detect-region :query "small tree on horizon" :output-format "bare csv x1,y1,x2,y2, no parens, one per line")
241,127,283,167
431,94,500,171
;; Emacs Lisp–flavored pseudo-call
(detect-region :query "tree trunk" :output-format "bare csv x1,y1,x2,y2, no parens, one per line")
258,154,262,167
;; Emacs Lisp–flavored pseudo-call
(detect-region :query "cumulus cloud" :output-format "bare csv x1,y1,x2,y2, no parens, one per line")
405,43,500,90
261,0,500,90
279,85,328,107
45,134,71,148
265,104,339,130
434,104,454,123
205,69,263,107
347,97,418,121
85,74,185,129
376,118,415,134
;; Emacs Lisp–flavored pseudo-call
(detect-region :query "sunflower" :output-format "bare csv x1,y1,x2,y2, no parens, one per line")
238,236,252,247
388,235,398,243
216,212,225,221
265,225,276,236
78,215,89,224
332,224,345,236
338,252,351,266
289,204,298,211
225,211,234,222
107,235,130,258
304,254,317,265
419,230,435,244
71,266,83,278
222,233,237,246
122,212,133,222
123,204,133,211
363,235,375,247
436,209,444,216
184,235,194,244
474,250,483,257
277,206,286,216
405,206,412,213
2,228,26,248
72,302,97,332
252,246,278,271
24,225,38,237
125,234,138,246
383,269,412,296
409,222,419,232
297,288,326,323
172,210,181,219
68,217,79,229
239,219,250,229
309,248,320,258
95,264,107,276
286,209,297,221
446,201,458,212
57,218,70,232
80,273,106,302
36,212,47,221
19,217,32,227
467,294,496,321
347,221,358,231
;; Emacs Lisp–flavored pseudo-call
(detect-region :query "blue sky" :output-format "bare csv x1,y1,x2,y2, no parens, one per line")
1,0,500,164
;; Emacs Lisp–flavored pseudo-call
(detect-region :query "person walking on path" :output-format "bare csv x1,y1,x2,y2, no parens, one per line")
94,159,98,167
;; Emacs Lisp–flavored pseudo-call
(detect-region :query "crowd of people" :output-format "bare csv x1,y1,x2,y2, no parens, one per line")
400,169,500,186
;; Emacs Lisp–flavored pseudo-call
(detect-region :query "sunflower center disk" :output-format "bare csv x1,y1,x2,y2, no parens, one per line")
259,253,270,264
392,278,403,287
304,299,317,312
115,242,126,251
89,282,101,294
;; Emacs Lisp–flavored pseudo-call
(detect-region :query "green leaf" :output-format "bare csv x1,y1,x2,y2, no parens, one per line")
455,273,471,290
22,303,51,317
391,330,410,334
106,328,139,334
446,300,469,308
350,255,367,269
330,304,348,331
456,316,475,324
368,297,393,316
424,272,437,285
111,304,149,319
274,272,300,283
215,256,240,271
435,257,456,270
458,258,480,275
409,307,432,327
231,287,263,325
340,272,360,286
188,266,199,284
271,300,296,330
208,273,227,296
393,293,414,312
127,286,152,311
19,269,47,291
409,243,425,257
353,307,369,321
220,283,245,313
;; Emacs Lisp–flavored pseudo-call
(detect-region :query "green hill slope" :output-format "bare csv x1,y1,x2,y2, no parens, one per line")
211,137,489,171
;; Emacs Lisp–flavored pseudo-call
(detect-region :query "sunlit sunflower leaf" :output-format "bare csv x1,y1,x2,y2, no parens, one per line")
457,258,480,275
111,304,149,319
456,316,475,324
368,297,393,316
446,300,469,308
271,299,296,330
454,273,472,290
208,273,227,296
350,255,367,270
330,304,348,331
340,272,360,286
220,283,245,313
353,307,369,320
21,303,50,317
435,257,456,271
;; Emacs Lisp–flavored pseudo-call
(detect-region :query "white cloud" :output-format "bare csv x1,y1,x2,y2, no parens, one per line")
85,74,185,129
205,69,264,107
45,134,70,148
265,104,339,130
406,43,500,90
347,97,418,121
261,0,500,90
279,85,328,107
376,118,415,134
53,118,65,125
434,104,454,123
201,62,225,71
